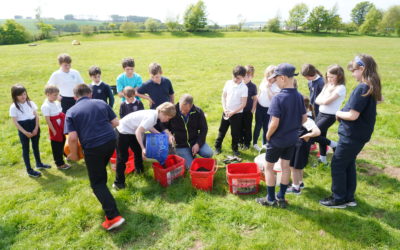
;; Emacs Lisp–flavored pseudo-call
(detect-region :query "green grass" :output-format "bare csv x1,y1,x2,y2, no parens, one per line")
0,32,399,249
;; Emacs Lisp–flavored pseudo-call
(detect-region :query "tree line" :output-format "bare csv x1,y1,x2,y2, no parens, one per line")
1,1,399,45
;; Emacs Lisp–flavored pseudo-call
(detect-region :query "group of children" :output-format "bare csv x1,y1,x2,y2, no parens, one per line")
9,52,381,230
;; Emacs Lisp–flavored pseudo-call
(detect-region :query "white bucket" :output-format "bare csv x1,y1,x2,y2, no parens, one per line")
254,153,281,186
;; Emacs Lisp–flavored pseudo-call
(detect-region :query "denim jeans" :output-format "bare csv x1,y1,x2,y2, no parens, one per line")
175,143,214,169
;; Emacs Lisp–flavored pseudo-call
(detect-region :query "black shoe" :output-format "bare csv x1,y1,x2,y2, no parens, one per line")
277,198,288,208
300,182,305,189
233,150,240,157
112,183,126,190
286,186,301,195
214,148,222,155
36,163,51,169
255,196,277,207
319,197,346,208
28,169,42,178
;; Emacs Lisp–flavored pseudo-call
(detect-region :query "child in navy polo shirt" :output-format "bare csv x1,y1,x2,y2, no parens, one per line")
89,66,114,108
301,64,325,118
119,86,144,118
255,63,307,208
240,65,257,150
320,54,382,208
137,63,175,109
65,84,124,230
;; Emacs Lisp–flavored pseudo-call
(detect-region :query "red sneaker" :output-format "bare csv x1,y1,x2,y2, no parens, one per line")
310,144,317,152
101,215,125,230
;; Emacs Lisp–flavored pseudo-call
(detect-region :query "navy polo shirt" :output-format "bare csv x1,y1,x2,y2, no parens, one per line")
137,76,174,109
244,81,257,112
338,83,376,143
268,88,306,148
308,76,324,107
64,97,117,149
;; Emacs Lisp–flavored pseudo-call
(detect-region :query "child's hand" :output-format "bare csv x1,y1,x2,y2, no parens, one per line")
51,128,57,136
142,148,147,160
168,135,175,146
32,127,38,136
24,131,33,138
299,134,311,142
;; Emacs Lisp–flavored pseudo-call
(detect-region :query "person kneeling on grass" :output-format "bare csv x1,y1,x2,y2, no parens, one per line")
113,102,176,190
64,84,124,231
255,63,307,208
166,94,213,169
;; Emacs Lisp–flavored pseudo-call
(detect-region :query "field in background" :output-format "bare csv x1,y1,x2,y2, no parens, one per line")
0,32,399,249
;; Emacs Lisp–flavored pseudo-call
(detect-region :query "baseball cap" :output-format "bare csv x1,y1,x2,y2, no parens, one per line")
268,63,298,79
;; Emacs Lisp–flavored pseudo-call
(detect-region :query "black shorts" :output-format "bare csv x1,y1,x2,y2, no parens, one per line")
265,143,295,163
290,139,311,170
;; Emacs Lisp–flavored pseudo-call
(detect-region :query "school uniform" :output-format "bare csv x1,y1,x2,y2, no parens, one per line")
64,97,120,220
116,73,142,102
330,83,377,202
290,118,318,170
215,80,248,152
91,81,115,108
9,101,45,171
253,81,280,146
47,68,84,113
308,75,324,118
41,99,65,167
137,77,174,109
115,110,159,185
266,88,306,163
119,99,145,118
240,81,257,147
313,85,346,156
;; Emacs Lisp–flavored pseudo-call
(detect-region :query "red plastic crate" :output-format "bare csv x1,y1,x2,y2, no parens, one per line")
110,149,135,174
190,158,217,191
152,155,185,187
226,163,261,195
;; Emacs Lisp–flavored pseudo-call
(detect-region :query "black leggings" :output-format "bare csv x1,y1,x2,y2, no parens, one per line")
313,112,336,156
18,119,42,171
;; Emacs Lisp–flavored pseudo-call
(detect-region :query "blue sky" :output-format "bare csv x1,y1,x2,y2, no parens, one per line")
1,0,398,24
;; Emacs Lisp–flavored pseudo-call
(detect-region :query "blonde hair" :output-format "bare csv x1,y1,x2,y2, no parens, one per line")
149,62,162,75
156,102,176,117
44,85,60,95
264,65,276,79
245,65,255,77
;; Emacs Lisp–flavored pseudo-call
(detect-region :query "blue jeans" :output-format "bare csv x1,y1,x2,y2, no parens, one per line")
175,143,214,169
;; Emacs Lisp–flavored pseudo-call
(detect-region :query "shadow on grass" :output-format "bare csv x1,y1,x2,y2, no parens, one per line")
289,203,398,247
109,208,169,249
0,224,17,249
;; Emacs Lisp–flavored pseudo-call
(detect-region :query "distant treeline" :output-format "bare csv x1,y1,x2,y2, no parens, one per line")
1,1,400,45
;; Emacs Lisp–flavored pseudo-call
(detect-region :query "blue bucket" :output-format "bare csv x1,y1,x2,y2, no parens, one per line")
145,133,169,165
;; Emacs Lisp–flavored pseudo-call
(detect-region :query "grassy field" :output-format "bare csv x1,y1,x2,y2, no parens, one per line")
0,32,399,249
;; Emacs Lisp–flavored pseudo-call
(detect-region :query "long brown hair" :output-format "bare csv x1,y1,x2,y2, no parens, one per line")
325,64,345,86
11,84,31,112
301,64,323,78
348,54,382,102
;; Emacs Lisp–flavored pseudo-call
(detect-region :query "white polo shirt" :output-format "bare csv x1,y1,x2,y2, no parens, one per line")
47,68,84,97
9,101,37,121
319,85,346,115
257,80,281,108
117,110,158,135
223,80,248,113
41,99,62,117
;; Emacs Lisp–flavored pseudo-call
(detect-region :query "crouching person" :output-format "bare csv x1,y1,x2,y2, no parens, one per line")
64,84,124,230
167,94,213,169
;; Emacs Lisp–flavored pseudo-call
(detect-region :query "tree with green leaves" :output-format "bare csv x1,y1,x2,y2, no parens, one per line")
265,17,281,32
351,1,375,26
359,7,383,34
0,19,30,44
306,6,330,32
237,14,246,31
120,22,137,36
36,22,54,39
378,5,400,36
183,0,207,32
342,22,358,34
326,4,342,33
286,3,309,31
145,18,161,32
165,16,181,31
